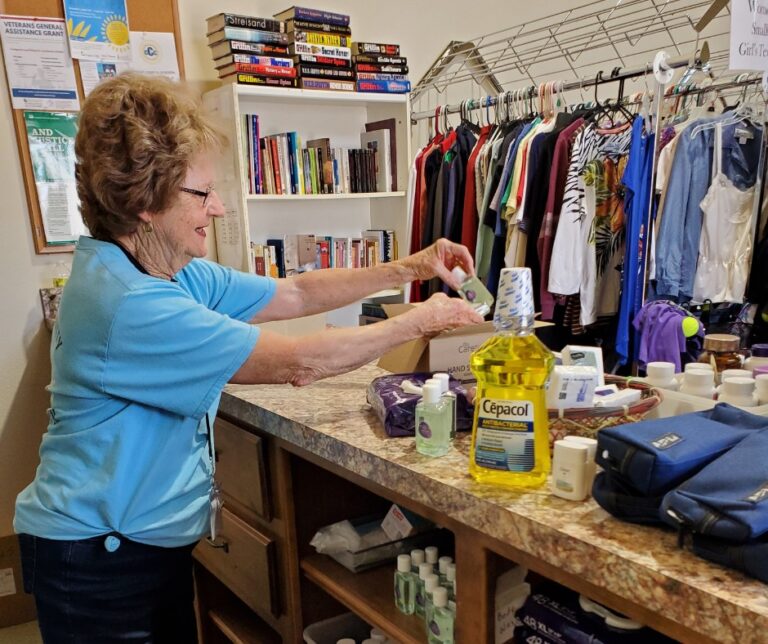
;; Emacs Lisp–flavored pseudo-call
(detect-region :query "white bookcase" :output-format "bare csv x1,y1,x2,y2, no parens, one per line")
202,84,411,332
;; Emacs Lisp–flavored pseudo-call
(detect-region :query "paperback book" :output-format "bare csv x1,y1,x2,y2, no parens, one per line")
352,42,400,55
289,42,351,60
207,13,285,34
209,40,289,59
207,27,290,46
286,19,351,35
274,6,350,27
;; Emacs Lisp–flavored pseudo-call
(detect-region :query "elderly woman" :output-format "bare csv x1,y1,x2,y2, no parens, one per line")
14,74,482,642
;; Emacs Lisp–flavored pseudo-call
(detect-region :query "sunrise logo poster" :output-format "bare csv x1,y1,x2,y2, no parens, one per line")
63,0,131,62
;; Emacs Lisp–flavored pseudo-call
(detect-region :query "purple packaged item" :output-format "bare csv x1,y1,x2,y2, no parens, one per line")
366,373,473,437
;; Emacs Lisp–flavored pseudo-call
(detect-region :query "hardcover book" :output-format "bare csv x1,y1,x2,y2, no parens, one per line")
299,78,355,92
292,31,350,47
293,53,351,67
219,63,297,78
352,54,407,65
223,73,299,88
207,13,285,34
286,19,351,35
274,6,350,27
356,79,410,93
214,54,293,69
306,137,333,192
360,129,392,193
207,27,290,46
289,42,351,60
355,63,408,74
356,72,409,82
352,42,400,56
209,40,290,59
366,117,398,191
296,64,354,79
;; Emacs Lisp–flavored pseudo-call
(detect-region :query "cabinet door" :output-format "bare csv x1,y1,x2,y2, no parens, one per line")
215,417,272,521
194,507,280,618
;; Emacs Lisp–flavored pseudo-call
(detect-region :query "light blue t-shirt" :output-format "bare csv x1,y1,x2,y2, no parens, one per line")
14,236,275,547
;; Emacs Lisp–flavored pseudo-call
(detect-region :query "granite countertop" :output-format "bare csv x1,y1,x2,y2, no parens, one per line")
221,363,768,643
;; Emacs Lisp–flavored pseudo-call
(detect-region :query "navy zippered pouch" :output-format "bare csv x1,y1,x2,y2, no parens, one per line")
691,534,768,584
595,404,768,496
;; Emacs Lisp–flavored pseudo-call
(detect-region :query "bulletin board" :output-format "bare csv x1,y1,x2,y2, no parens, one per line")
0,0,185,254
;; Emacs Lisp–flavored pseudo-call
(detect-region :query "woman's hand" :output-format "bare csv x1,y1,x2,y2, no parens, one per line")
398,238,475,290
411,292,485,337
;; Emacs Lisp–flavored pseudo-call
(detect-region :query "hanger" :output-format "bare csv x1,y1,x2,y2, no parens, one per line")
607,67,635,124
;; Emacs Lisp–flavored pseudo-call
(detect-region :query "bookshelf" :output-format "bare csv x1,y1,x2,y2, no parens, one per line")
202,83,411,330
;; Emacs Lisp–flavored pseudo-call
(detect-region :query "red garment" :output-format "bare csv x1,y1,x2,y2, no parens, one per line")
460,125,492,258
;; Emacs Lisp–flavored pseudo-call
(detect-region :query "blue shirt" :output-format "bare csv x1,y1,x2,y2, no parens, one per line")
15,237,275,547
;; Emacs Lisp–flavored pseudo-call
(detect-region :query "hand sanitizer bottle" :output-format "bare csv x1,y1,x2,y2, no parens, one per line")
451,266,494,316
433,373,457,439
410,549,425,574
425,546,438,567
415,383,452,457
415,562,433,616
427,587,455,643
394,554,417,615
469,268,554,488
438,556,453,585
423,574,441,629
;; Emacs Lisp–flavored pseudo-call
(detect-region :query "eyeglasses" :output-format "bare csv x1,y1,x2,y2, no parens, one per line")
179,185,215,207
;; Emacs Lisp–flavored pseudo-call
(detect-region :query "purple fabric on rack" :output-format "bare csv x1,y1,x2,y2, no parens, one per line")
633,301,704,370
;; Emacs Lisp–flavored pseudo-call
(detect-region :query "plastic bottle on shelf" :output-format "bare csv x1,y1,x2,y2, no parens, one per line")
427,587,455,644
52,261,71,288
369,628,388,642
415,562,433,617
415,383,452,457
718,377,757,407
451,265,494,316
410,549,425,574
438,556,453,585
423,574,441,630
394,554,417,615
425,546,439,567
644,361,678,390
445,563,456,603
679,369,717,399
433,373,457,439
745,344,768,375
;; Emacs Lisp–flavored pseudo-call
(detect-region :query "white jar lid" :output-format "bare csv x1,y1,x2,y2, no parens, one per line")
647,362,675,380
722,377,755,395
683,370,715,387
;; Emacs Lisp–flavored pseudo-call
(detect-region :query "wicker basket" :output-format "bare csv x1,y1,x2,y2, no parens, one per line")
548,375,661,446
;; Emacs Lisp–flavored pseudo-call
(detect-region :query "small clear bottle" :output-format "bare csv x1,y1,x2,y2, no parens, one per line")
415,562,433,616
394,554,417,615
427,587,455,643
410,549,425,575
433,373,457,439
438,556,453,585
52,261,71,287
423,574,441,630
416,384,452,457
451,266,494,316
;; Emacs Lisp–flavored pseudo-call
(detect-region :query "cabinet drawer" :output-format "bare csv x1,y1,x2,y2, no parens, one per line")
194,507,280,618
215,417,272,521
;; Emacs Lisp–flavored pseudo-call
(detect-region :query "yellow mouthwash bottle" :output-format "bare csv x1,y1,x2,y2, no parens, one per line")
469,267,554,488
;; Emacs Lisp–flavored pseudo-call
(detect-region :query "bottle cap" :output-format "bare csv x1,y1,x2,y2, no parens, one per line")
562,435,597,461
553,440,589,465
411,549,425,566
683,370,714,387
494,267,534,322
433,373,450,393
433,586,449,608
703,334,740,352
369,628,387,642
752,344,768,357
425,574,440,592
397,554,411,573
755,365,768,377
451,266,468,286
721,377,755,395
721,369,753,382
446,562,456,582
419,562,433,580
438,556,453,574
425,546,438,564
686,362,713,373
646,361,675,382
422,383,441,405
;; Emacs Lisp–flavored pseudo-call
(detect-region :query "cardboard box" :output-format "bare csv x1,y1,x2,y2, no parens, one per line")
377,304,552,382
0,535,36,628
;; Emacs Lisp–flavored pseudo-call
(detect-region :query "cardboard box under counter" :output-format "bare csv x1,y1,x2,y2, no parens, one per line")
377,304,553,382
0,535,36,627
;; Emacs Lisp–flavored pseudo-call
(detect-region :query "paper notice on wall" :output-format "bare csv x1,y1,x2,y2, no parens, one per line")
79,31,180,95
0,568,15,598
0,16,80,111
24,111,86,245
63,0,131,62
730,0,768,71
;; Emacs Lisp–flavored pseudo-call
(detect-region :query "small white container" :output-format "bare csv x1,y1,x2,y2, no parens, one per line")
686,362,714,372
562,436,598,492
718,377,757,407
721,369,753,382
369,627,388,642
645,361,678,390
551,441,589,501
424,546,439,565
756,374,768,405
679,369,716,399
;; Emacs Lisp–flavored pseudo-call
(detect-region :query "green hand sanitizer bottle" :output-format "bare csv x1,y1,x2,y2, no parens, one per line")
427,586,455,643
394,554,417,614
469,267,554,488
415,383,452,457
451,266,494,316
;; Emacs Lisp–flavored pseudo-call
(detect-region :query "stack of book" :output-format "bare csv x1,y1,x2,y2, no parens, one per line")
274,6,355,92
251,230,397,276
207,13,297,88
353,42,410,94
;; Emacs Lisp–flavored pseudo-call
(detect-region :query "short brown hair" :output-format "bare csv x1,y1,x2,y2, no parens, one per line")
75,73,226,240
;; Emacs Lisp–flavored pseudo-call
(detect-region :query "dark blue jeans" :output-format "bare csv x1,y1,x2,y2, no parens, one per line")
18,533,198,643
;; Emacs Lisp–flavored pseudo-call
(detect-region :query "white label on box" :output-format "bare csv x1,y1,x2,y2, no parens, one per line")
381,504,413,541
428,330,494,381
0,568,16,597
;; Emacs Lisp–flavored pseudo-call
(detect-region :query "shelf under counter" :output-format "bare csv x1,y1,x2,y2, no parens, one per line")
301,553,425,644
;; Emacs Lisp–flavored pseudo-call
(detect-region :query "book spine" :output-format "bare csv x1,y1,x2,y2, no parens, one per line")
355,63,408,74
293,31,350,47
352,54,407,65
301,148,311,194
356,79,411,93
222,27,290,45
353,42,400,55
233,53,294,67
234,73,299,87
356,72,409,81
270,137,283,194
221,14,285,32
296,65,355,79
228,41,290,55
290,133,303,195
284,134,296,194
293,7,350,27
290,42,351,60
300,78,355,91
260,141,271,194
244,115,253,194
308,148,318,194
289,19,351,35
232,63,297,77
294,53,350,67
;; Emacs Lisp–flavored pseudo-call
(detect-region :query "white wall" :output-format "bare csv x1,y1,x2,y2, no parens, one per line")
0,0,729,533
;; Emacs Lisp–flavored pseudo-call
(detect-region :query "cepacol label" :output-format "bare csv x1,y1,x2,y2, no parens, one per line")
480,399,533,421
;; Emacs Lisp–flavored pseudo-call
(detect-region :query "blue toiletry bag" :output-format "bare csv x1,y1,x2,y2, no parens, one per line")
691,534,768,584
595,404,768,496
661,429,768,541
591,471,666,526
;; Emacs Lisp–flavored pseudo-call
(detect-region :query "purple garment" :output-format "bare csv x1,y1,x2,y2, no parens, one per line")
366,373,472,437
633,301,704,371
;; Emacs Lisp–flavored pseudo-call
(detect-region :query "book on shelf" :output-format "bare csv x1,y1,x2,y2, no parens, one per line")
352,42,400,56
292,31,351,47
218,63,298,78
214,53,294,69
274,6,350,27
223,73,299,87
209,40,290,59
251,243,280,277
295,64,355,79
306,138,333,193
356,79,410,93
294,53,350,67
355,63,409,74
356,72,409,82
360,129,391,193
289,42,351,60
265,239,286,277
352,54,407,65
286,18,351,35
365,118,397,191
299,77,355,92
207,13,285,34
315,237,331,269
363,229,397,262
207,27,290,47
